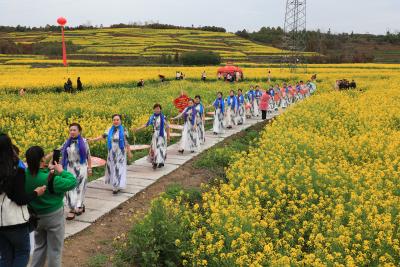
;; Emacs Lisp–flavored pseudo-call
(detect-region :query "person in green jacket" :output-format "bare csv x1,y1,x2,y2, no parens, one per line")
25,146,77,267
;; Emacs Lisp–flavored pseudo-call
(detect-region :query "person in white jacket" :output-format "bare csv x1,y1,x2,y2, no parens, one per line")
0,133,46,267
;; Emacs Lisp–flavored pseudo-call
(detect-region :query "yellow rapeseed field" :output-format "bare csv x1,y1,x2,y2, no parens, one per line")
0,63,399,265
157,65,400,266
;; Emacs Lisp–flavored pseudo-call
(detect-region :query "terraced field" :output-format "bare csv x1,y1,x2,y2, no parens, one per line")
1,27,296,66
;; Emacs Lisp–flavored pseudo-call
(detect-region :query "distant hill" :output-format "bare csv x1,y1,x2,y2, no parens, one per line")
236,27,400,63
0,27,302,66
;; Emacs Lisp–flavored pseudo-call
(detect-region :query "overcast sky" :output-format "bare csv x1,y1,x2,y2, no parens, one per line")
0,0,399,34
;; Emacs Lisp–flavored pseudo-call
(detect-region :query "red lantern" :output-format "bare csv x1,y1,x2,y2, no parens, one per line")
57,17,67,26
56,17,68,66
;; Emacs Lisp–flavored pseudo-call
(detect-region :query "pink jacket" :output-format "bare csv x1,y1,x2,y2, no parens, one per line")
259,92,270,111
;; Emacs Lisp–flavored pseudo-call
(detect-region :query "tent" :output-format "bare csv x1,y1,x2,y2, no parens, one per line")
217,65,243,77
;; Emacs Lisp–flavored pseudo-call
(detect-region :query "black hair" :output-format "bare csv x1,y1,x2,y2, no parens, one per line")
69,122,82,132
112,114,122,120
0,134,17,193
12,144,20,155
238,89,242,92
194,95,201,100
217,91,223,96
153,103,162,110
230,90,234,93
26,146,45,177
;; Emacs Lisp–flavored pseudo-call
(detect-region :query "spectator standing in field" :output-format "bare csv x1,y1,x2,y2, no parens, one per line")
226,73,232,82
77,77,83,91
267,69,271,83
201,71,207,82
176,71,182,80
217,72,222,80
0,134,46,267
25,146,77,267
235,71,241,82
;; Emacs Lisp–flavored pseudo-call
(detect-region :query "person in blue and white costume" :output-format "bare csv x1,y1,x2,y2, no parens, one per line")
246,86,257,117
173,99,200,154
90,114,132,194
236,89,246,125
194,95,206,145
224,90,237,129
212,92,225,135
254,85,263,117
135,104,170,169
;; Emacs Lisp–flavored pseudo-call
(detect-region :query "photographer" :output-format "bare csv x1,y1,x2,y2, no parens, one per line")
25,146,77,267
0,134,46,267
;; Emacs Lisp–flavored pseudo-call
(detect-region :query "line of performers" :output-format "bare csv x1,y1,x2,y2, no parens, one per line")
54,81,315,219
213,81,316,133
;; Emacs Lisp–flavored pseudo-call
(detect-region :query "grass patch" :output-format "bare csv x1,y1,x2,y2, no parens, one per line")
86,254,108,267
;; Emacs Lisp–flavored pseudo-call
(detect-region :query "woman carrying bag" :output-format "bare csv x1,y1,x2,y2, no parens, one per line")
0,134,46,267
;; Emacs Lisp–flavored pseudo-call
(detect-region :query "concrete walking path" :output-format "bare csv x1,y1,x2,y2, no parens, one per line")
63,115,277,238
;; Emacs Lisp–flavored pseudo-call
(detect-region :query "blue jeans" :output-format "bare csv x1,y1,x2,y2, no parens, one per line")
0,224,31,267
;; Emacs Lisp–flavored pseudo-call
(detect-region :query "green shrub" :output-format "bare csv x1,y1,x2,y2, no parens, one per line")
181,51,221,66
117,198,191,266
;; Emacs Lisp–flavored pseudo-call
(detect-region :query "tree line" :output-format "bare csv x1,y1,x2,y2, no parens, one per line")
236,27,400,63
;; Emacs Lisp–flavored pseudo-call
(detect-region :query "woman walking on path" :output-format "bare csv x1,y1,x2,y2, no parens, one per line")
194,95,206,144
0,134,46,267
236,89,246,125
90,114,132,194
134,104,170,170
260,90,271,120
212,92,225,135
25,146,77,267
224,90,237,129
246,86,257,117
61,123,91,220
173,99,200,153
254,86,263,117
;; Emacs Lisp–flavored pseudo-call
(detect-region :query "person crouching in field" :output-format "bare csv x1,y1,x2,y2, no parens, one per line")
212,92,225,135
137,79,144,87
89,114,132,194
173,99,200,154
134,104,170,169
